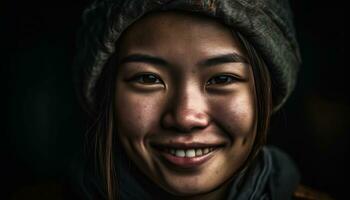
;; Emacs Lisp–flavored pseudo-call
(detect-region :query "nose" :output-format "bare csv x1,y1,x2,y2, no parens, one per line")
162,86,210,132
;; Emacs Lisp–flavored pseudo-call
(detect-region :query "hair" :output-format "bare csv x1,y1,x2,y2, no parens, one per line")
235,31,273,168
83,24,272,200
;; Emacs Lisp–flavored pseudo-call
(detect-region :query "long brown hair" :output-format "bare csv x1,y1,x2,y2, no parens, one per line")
84,54,119,200
85,30,272,200
236,31,273,167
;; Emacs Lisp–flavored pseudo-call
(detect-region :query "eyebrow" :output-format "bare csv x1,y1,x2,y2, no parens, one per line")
198,53,248,67
118,53,248,67
119,54,169,67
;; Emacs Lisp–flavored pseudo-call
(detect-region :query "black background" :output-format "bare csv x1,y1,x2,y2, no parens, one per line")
1,0,347,199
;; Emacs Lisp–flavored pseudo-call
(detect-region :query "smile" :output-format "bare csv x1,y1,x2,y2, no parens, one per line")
151,143,225,169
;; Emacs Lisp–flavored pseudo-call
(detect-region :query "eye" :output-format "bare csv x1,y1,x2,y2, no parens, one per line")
206,74,237,85
130,73,163,85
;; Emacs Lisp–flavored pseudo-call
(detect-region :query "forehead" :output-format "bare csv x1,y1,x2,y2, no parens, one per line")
117,11,245,58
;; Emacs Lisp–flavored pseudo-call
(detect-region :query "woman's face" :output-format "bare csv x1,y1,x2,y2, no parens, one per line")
114,12,257,196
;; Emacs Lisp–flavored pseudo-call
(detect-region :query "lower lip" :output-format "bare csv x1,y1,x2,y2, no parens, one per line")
157,148,219,169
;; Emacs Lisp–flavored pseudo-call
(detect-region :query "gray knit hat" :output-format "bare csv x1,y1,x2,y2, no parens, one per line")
75,0,301,114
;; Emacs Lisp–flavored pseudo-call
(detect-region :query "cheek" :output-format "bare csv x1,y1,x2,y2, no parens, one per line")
115,91,162,140
211,90,256,139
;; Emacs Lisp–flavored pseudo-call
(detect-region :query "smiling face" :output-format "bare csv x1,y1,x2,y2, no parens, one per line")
114,11,257,197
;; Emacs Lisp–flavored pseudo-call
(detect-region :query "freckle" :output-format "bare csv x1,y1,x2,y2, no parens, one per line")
191,69,196,74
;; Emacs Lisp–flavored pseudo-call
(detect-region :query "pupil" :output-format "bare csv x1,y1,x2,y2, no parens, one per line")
143,75,157,83
216,76,230,83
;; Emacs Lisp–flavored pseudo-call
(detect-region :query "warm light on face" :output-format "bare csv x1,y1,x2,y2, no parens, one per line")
114,11,257,197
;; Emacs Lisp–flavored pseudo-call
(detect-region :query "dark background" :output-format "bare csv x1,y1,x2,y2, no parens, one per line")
1,0,347,199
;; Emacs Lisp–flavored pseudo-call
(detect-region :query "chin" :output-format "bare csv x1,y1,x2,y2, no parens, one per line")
159,174,218,197
165,184,210,197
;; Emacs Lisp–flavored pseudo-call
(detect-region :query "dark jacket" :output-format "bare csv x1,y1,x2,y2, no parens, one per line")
67,145,332,200
10,146,333,200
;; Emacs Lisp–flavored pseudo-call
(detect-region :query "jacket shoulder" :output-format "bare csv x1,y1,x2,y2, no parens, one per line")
293,184,334,200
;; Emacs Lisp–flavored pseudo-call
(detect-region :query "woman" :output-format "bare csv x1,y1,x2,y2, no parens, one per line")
73,0,331,199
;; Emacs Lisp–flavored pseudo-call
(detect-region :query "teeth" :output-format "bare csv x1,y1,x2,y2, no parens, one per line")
203,148,209,154
195,149,203,156
186,149,196,157
175,149,185,157
167,147,217,158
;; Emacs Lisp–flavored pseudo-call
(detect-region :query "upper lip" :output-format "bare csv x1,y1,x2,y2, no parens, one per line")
151,142,226,149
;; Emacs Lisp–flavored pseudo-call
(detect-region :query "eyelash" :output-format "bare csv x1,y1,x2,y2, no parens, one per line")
206,74,238,85
129,73,238,86
129,73,163,84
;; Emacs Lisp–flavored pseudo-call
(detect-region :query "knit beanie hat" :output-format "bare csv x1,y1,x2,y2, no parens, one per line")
75,0,301,114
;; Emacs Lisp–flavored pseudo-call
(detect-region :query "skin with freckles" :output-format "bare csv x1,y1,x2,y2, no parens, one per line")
114,11,257,200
